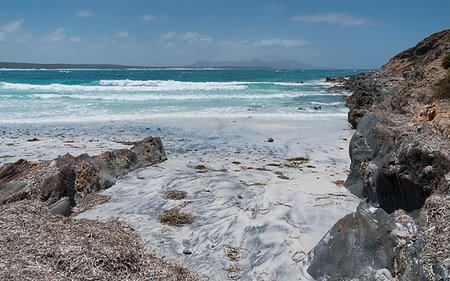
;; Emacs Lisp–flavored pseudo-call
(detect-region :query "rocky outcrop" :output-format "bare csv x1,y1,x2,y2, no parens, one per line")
0,136,167,216
308,30,450,280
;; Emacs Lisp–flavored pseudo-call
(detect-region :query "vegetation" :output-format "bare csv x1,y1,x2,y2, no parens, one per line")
165,190,188,200
158,207,195,227
442,53,450,69
434,70,450,100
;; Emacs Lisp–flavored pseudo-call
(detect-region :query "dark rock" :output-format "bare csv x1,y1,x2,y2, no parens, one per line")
40,166,76,205
312,106,322,110
49,196,71,217
0,181,27,204
267,137,274,143
183,249,192,255
0,159,35,188
308,202,398,280
298,107,305,110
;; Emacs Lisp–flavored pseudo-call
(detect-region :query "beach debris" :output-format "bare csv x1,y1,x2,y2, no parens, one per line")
275,171,290,180
275,201,292,208
266,163,281,167
0,199,197,280
231,161,241,165
194,165,208,173
165,189,188,200
267,137,274,142
292,251,307,262
71,193,111,216
224,264,244,280
223,245,243,262
27,137,40,142
116,140,138,146
332,180,345,186
158,207,195,227
286,156,309,164
183,249,192,255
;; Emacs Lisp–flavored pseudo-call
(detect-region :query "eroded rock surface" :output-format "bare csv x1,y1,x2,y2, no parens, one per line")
308,30,450,280
0,136,167,215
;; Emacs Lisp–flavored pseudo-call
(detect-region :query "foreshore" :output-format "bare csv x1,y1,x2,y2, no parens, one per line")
0,116,360,280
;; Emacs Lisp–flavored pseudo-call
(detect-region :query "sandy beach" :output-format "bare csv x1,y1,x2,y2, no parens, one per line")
0,116,361,280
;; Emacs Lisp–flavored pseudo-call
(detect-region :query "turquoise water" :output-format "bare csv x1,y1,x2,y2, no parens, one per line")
0,69,366,123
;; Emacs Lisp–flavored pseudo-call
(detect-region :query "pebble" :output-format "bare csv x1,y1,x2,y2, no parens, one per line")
183,249,192,255
267,137,274,143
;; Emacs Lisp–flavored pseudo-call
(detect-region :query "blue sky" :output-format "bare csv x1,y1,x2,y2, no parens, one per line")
0,0,448,68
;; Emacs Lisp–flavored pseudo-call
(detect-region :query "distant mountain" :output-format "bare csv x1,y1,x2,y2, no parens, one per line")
187,59,322,69
0,62,143,69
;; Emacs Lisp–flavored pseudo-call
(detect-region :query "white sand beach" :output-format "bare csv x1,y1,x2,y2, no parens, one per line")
0,117,361,280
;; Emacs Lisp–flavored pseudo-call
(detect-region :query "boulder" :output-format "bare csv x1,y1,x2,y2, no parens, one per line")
307,202,398,280
49,196,72,217
40,166,76,205
0,181,27,204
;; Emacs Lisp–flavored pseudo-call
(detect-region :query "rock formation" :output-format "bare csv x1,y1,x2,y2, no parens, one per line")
308,30,450,280
0,136,167,216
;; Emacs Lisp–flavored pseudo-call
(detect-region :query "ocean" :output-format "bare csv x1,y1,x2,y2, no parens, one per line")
0,69,365,123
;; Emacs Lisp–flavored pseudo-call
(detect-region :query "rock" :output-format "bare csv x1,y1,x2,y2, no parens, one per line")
312,30,450,281
308,202,398,280
373,268,395,281
49,196,71,217
0,159,35,189
0,181,27,204
183,249,192,255
298,107,305,110
312,106,322,110
267,137,274,142
40,166,76,205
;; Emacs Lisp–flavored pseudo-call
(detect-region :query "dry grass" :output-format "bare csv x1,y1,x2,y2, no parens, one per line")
71,193,111,216
158,207,195,227
165,189,188,200
286,156,309,164
0,199,198,281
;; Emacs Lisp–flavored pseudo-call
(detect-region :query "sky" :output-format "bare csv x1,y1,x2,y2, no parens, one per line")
0,0,448,69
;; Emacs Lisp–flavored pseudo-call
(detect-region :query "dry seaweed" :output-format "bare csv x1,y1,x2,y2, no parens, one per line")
158,207,196,227
0,199,198,281
165,189,188,200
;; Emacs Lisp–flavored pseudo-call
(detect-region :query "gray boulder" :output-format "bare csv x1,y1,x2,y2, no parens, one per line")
49,196,72,217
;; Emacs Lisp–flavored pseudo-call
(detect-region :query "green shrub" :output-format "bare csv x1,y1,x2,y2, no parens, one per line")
442,53,450,69
434,70,450,100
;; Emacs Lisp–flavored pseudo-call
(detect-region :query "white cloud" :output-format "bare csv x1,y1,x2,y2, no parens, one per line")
160,31,176,40
220,38,308,49
77,10,95,17
69,36,82,42
182,32,213,45
139,14,155,21
1,19,24,33
114,31,129,38
254,39,308,48
291,13,369,26
45,27,66,43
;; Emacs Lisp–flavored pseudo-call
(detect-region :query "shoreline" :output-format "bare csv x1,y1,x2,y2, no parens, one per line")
1,116,360,280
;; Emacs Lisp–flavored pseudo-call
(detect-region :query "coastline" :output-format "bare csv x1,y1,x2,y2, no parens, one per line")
0,115,360,280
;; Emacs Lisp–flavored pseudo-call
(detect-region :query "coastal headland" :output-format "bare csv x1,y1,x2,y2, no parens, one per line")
0,30,449,280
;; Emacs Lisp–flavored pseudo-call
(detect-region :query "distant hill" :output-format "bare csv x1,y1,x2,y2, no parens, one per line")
187,59,323,69
0,62,142,69
0,60,324,70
